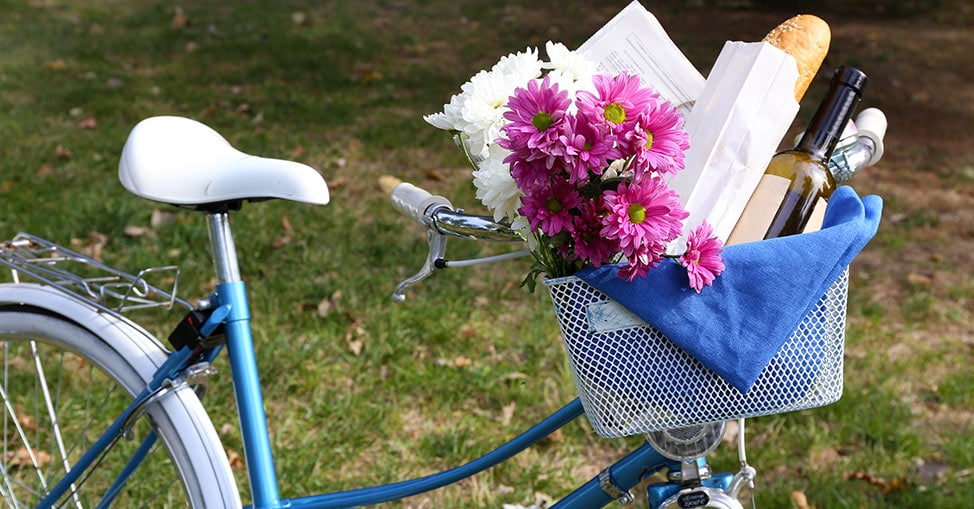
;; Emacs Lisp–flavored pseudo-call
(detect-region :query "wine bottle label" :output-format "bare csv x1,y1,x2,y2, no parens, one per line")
802,196,828,233
725,174,791,245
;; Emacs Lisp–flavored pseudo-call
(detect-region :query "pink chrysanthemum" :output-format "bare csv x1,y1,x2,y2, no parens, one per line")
625,100,690,177
558,112,622,184
600,178,689,255
518,178,582,236
506,151,559,193
617,240,667,281
568,200,617,266
499,76,570,157
681,221,725,292
576,72,659,135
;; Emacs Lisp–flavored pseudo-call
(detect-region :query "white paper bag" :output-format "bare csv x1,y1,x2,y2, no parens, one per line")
667,41,801,244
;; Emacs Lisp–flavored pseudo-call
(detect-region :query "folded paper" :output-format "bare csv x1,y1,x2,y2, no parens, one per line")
668,40,802,245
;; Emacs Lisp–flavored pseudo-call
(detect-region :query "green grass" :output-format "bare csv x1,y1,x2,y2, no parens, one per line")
2,1,973,507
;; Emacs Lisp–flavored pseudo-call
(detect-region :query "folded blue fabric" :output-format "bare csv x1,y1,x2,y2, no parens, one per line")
575,186,883,393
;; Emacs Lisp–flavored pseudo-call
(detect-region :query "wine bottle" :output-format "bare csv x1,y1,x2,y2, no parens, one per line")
726,66,868,244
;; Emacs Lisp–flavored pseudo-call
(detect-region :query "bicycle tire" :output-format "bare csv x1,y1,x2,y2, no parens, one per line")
0,294,239,507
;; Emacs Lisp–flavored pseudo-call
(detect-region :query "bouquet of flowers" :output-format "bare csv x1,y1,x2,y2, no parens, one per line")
425,42,724,292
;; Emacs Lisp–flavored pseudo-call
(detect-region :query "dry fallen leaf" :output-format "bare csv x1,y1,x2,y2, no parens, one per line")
150,209,176,228
847,470,909,494
171,6,188,29
348,339,364,356
272,236,292,249
790,490,810,509
499,402,516,426
77,117,97,129
55,144,72,160
5,447,51,468
378,175,401,194
124,225,151,237
226,449,244,470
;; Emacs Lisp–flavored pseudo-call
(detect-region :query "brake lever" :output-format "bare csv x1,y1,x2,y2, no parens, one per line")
392,211,449,303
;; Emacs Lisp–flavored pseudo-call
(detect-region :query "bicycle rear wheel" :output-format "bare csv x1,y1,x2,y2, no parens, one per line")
0,304,239,507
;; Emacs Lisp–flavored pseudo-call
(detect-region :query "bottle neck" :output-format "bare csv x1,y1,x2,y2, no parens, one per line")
795,66,868,161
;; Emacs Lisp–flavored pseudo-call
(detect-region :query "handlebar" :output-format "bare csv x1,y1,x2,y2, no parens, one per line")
385,179,527,302
389,181,521,241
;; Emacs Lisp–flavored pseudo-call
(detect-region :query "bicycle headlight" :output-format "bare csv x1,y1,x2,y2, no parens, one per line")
645,421,726,461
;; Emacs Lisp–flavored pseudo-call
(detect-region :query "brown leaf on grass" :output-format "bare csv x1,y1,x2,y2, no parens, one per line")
499,402,516,426
5,447,51,468
272,236,292,249
425,169,445,181
329,176,348,190
55,144,72,160
15,404,38,433
226,449,244,470
847,470,909,494
348,339,364,356
459,323,477,339
344,315,366,355
71,231,109,261
123,225,152,237
150,209,176,228
77,117,97,129
436,356,472,368
316,290,342,317
171,6,189,29
378,175,401,195
47,59,67,70
790,490,811,509
37,164,54,178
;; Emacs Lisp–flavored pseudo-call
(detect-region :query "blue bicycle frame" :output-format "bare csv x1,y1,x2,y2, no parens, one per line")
44,210,730,508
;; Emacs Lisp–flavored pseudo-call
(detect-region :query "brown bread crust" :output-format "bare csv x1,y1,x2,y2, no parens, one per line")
762,14,831,102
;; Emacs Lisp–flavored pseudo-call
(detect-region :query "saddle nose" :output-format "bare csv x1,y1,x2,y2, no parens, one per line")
118,116,330,208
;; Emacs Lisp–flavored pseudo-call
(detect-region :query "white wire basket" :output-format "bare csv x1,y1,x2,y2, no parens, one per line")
545,269,848,438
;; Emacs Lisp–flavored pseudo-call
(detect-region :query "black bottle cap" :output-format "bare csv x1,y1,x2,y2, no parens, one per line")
833,66,868,96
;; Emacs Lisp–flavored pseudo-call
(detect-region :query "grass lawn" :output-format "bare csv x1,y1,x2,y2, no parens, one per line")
1,1,971,507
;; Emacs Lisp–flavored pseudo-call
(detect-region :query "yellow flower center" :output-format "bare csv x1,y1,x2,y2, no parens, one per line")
645,132,654,151
532,112,554,131
627,203,646,224
604,103,626,124
546,197,563,213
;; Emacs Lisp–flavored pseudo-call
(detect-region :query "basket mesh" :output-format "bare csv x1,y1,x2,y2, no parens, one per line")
545,270,848,438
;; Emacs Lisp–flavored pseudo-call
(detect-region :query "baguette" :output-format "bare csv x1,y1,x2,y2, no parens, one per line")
762,14,831,102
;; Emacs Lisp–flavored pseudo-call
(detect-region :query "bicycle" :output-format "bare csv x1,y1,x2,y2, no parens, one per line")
1,115,863,508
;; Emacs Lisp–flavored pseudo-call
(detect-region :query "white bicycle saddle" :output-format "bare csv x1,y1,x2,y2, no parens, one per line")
118,116,329,208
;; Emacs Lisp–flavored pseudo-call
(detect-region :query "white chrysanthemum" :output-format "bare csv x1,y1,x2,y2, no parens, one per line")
472,144,522,222
491,46,543,83
423,89,470,132
510,216,536,249
543,41,598,84
458,69,522,158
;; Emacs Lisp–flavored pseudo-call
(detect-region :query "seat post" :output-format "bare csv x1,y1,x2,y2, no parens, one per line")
205,210,284,505
206,212,241,284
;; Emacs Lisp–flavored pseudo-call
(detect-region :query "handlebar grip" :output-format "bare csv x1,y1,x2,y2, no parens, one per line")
854,108,887,166
390,182,453,223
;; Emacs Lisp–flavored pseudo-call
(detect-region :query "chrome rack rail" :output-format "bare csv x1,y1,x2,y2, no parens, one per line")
0,233,193,314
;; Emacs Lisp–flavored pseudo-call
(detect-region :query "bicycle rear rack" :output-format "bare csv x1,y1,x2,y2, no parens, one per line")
0,233,193,315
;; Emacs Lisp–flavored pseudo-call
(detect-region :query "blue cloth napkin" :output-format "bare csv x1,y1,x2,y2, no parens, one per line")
575,186,883,393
